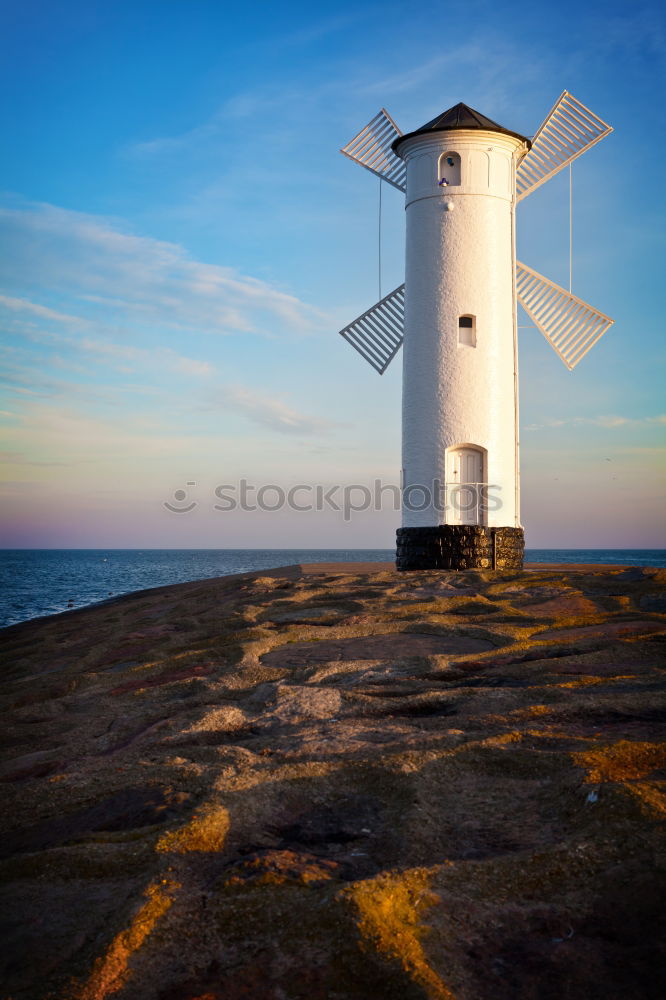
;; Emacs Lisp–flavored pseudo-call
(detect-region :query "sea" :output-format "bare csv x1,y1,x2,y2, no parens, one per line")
0,548,664,629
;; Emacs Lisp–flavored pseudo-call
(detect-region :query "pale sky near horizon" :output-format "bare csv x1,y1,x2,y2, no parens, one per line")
1,0,664,549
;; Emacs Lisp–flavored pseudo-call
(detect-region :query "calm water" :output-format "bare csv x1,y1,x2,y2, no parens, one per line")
0,548,664,629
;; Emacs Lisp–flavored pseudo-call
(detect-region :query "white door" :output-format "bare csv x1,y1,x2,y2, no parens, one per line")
447,447,484,525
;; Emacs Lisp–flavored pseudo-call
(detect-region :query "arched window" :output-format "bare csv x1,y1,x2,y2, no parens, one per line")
438,151,461,187
458,314,476,347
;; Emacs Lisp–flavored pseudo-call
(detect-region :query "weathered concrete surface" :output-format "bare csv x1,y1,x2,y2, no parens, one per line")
0,563,665,1000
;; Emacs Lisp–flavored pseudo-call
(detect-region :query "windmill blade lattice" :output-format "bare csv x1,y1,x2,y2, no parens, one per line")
339,284,405,374
340,109,406,192
516,91,612,201
516,261,613,370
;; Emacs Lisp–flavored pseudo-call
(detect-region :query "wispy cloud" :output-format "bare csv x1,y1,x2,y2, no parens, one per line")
212,384,340,435
260,11,369,51
525,414,666,431
125,86,320,159
123,33,544,167
0,297,215,379
77,336,214,377
578,5,666,62
0,449,72,467
0,198,325,339
2,402,212,464
0,294,85,327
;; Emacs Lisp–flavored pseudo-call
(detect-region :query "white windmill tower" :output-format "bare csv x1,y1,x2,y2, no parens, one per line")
339,93,613,570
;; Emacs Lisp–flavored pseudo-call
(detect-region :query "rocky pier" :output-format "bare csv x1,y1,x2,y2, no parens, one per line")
1,563,665,1000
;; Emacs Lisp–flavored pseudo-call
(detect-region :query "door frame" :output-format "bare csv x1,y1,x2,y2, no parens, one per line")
445,444,487,526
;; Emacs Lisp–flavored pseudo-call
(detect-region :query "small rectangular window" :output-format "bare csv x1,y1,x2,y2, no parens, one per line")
458,315,476,347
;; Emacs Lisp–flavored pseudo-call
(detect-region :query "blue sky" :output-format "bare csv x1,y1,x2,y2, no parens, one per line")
1,0,664,548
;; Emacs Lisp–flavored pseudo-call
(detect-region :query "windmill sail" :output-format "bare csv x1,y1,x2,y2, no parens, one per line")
341,109,407,192
339,284,405,374
516,262,613,370
516,92,612,201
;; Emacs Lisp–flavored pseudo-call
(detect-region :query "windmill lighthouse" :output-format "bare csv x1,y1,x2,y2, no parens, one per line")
339,93,613,570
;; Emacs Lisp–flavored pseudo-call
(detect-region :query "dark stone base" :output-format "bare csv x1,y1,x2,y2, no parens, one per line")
396,525,524,571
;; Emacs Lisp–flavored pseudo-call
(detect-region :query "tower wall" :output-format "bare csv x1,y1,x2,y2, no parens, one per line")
399,130,526,540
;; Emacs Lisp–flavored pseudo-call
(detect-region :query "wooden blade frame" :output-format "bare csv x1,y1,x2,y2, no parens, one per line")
516,261,613,369
516,91,612,201
339,284,405,374
340,109,406,192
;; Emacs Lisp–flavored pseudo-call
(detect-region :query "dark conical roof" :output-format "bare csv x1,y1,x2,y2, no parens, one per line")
392,102,529,153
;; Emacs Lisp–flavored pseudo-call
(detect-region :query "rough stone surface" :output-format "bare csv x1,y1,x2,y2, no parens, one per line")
397,525,524,570
1,562,665,1000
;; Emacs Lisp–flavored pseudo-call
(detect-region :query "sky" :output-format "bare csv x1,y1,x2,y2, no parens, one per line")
0,0,664,549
